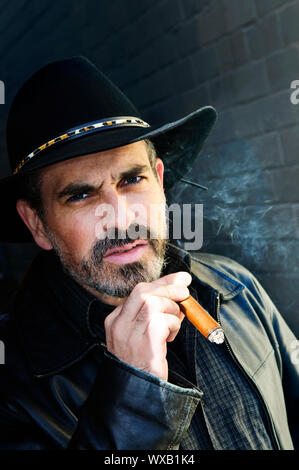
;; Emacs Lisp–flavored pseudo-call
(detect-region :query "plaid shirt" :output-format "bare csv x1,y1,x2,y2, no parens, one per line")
55,244,274,450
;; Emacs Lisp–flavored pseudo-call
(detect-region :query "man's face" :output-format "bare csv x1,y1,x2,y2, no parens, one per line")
36,140,168,303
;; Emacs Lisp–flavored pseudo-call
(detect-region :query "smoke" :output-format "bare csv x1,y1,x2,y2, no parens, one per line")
167,139,295,272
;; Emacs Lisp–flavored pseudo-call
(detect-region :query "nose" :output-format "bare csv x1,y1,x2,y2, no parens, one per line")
95,189,136,236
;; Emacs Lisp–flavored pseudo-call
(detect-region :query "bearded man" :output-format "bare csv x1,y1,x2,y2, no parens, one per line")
0,57,297,450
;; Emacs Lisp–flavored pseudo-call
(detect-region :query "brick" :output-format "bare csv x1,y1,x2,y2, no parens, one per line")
205,132,284,180
181,0,210,19
266,45,299,93
234,61,269,103
158,0,183,32
172,57,197,93
144,93,187,124
126,76,155,108
203,204,297,251
0,0,27,35
257,240,299,272
121,46,158,86
224,0,257,32
244,204,297,240
154,31,180,69
246,132,284,168
188,145,222,181
210,61,269,109
1,1,71,62
259,90,299,132
130,66,175,109
192,45,220,83
209,74,235,110
212,30,248,75
232,90,299,139
204,167,277,206
232,102,264,139
280,2,299,45
197,2,227,44
180,83,211,111
269,165,299,203
122,0,152,21
216,36,234,74
293,204,299,240
176,16,202,56
148,82,210,129
280,124,299,165
247,13,283,60
256,0,290,17
131,6,164,53
101,1,130,32
208,108,238,144
152,66,175,103
229,29,249,68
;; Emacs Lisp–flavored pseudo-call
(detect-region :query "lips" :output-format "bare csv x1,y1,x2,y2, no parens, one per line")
103,240,148,258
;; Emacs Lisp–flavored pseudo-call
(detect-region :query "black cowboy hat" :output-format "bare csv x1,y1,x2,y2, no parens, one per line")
0,56,217,242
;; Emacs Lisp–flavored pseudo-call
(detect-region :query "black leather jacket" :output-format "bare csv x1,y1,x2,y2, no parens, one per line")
0,245,297,450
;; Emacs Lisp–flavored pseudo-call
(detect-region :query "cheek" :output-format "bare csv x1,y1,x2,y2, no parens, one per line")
128,191,166,231
48,209,98,256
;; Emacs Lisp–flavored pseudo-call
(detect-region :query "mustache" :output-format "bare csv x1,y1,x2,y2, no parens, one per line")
91,224,159,262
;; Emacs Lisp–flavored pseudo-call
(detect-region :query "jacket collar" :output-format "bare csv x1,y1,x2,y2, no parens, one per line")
166,244,245,301
11,244,244,377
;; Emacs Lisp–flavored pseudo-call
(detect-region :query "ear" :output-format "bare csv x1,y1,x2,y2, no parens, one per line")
16,200,53,250
155,157,164,189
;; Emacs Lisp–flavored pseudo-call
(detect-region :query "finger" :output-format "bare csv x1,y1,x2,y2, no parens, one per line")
153,271,192,287
119,282,190,323
130,295,182,335
104,304,123,350
145,312,182,343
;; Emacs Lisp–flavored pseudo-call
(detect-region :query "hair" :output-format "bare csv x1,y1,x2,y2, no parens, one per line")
144,138,157,171
18,168,44,220
19,138,158,219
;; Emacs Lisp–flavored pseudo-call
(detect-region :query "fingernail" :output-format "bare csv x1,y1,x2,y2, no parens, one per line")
178,271,192,284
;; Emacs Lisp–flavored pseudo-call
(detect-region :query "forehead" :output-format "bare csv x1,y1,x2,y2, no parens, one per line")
40,140,150,191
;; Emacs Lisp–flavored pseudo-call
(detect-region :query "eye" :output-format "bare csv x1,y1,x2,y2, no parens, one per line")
123,176,144,186
67,193,89,203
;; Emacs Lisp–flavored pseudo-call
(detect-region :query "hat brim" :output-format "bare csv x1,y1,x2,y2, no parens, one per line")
0,106,217,242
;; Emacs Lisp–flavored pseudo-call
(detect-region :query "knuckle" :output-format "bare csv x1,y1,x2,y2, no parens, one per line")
110,323,123,343
138,298,156,320
165,283,184,299
172,300,181,316
144,295,158,310
104,314,112,330
134,281,148,293
133,282,149,299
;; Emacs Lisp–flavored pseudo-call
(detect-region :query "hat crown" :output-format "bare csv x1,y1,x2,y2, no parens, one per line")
6,56,141,171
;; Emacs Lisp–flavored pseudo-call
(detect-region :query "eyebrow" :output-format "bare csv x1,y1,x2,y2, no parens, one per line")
56,164,150,200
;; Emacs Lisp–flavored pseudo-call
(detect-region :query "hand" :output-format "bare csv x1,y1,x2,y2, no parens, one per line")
104,271,192,381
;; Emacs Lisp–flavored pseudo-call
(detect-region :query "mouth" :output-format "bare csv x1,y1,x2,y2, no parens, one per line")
103,240,149,264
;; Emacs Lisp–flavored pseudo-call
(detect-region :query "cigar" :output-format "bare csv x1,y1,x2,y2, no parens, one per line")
178,295,224,344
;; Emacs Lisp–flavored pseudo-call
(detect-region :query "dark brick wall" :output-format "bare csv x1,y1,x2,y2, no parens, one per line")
0,0,298,335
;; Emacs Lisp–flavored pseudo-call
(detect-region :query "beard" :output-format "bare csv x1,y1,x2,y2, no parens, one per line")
46,222,168,298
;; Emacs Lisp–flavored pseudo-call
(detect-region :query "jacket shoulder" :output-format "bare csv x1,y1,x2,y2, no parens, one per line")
189,251,257,287
188,251,272,308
